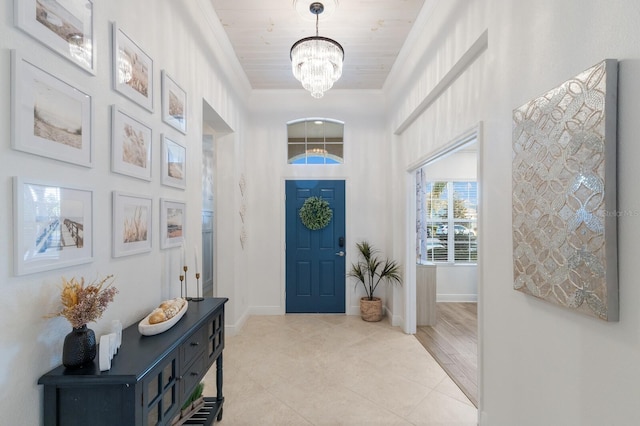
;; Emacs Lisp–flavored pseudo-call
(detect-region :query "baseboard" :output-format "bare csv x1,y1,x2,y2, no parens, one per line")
384,305,404,328
248,306,286,316
436,294,478,303
348,305,402,325
347,305,361,316
228,306,364,336
249,306,358,316
224,308,250,337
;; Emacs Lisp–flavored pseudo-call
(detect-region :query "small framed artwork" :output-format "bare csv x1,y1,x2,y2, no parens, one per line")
111,105,152,181
160,199,186,249
112,191,152,257
14,0,96,75
112,22,153,111
11,50,93,167
13,177,93,276
161,71,187,134
161,135,186,189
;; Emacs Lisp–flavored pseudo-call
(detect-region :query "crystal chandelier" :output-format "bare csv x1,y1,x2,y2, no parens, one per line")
290,2,344,98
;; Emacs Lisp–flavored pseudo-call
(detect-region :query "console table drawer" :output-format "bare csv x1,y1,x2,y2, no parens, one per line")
180,354,205,400
181,327,205,371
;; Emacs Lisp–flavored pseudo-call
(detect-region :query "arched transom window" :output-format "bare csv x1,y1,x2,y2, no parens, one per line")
287,118,344,164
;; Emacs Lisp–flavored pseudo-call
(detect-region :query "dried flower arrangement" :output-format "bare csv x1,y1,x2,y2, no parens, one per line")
50,275,119,329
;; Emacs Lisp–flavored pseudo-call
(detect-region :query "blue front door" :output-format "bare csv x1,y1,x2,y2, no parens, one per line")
286,180,346,313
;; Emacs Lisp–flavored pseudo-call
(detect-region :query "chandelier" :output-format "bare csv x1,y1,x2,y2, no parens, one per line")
290,2,344,98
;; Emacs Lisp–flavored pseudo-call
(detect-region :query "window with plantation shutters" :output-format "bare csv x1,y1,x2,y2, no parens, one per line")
416,173,478,264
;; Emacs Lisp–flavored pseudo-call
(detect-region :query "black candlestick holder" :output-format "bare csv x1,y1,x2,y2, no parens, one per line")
183,265,191,300
192,272,204,302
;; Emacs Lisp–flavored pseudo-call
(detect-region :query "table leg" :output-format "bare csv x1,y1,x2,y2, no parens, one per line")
216,353,224,421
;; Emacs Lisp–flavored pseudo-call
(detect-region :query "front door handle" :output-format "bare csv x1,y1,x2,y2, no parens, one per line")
335,251,345,257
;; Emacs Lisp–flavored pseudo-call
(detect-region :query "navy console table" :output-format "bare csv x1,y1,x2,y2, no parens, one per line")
39,297,228,426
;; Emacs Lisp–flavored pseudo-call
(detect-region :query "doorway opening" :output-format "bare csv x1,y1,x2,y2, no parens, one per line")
201,99,233,297
406,125,481,407
201,134,214,297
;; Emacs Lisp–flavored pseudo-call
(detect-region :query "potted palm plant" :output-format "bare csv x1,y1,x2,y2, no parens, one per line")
348,241,402,321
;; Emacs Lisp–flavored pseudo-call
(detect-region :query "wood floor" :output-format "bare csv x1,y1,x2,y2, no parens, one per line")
415,302,478,407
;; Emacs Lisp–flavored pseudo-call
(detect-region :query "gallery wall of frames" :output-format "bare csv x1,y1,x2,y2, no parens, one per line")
12,0,189,276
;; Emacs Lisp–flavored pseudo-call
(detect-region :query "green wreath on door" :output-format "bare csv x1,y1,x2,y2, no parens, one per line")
299,196,333,230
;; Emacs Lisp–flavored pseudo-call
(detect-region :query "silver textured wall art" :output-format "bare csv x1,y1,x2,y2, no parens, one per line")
512,59,618,321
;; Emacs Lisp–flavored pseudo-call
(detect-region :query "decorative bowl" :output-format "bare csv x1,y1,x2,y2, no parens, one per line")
138,300,188,336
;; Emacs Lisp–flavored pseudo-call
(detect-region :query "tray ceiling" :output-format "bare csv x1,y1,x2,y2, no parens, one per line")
210,0,426,90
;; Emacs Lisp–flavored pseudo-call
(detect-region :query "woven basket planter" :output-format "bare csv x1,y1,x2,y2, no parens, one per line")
172,396,205,426
360,297,383,322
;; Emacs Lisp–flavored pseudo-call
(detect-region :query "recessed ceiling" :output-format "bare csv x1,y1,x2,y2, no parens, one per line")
210,0,426,90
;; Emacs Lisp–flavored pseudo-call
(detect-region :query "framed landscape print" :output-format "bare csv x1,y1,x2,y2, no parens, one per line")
111,105,152,181
11,50,93,167
13,177,93,275
161,70,187,134
160,198,185,249
161,134,186,189
14,0,96,74
112,22,153,111
112,191,152,257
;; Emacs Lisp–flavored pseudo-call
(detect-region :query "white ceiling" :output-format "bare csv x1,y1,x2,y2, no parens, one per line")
209,0,426,91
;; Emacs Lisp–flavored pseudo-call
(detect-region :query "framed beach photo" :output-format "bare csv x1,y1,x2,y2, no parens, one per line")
161,70,187,134
13,177,93,276
112,191,152,257
112,22,153,111
161,135,186,189
160,199,185,249
11,50,93,167
111,105,152,181
14,0,96,74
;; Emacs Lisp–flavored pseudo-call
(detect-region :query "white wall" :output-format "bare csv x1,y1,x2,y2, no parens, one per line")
482,1,640,424
388,0,640,424
0,1,249,424
421,150,477,180
435,265,477,302
245,89,393,316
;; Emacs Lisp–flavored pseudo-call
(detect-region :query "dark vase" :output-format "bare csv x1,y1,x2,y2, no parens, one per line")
62,325,97,369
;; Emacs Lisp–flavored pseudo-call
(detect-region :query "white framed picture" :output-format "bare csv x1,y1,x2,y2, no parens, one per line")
14,0,96,75
112,191,152,257
13,177,93,276
160,198,185,249
112,22,153,111
11,50,93,167
111,105,152,181
161,70,187,134
161,134,186,189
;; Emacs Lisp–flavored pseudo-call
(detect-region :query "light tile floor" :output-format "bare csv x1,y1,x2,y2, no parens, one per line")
203,315,477,425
